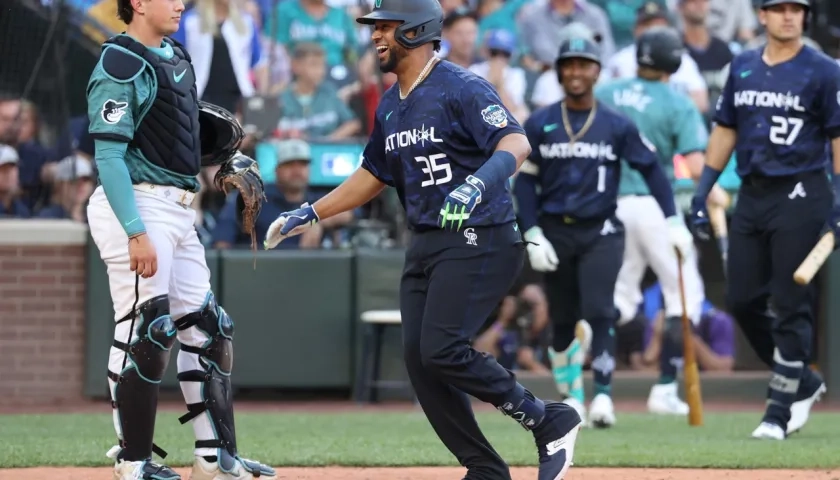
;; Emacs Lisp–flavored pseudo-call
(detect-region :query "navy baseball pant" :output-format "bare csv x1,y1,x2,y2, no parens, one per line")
400,223,524,480
541,215,624,391
726,171,830,427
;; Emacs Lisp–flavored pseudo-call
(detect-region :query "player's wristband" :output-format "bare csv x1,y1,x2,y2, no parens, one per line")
695,165,723,200
472,150,517,191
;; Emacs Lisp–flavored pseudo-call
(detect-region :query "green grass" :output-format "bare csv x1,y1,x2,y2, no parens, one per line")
1,411,838,469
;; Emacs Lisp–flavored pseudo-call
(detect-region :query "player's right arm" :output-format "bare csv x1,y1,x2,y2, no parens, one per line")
692,59,739,206
87,50,146,239
512,113,543,233
264,115,390,249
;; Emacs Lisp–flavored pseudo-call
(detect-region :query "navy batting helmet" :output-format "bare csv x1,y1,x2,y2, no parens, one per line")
198,101,244,167
636,26,684,75
356,0,444,50
555,37,601,83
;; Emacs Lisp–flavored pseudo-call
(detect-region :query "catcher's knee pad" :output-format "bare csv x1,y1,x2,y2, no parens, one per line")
175,292,243,471
109,294,177,461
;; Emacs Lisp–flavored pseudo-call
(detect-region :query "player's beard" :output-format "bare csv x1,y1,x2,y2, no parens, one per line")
379,46,403,73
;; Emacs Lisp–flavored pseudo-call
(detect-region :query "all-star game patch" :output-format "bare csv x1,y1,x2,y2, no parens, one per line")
481,104,508,129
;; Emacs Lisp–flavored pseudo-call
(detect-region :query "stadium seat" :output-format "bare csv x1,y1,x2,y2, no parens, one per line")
354,310,415,403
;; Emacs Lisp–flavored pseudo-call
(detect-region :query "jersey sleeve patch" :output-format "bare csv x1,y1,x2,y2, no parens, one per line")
102,46,146,82
480,104,509,129
100,99,130,125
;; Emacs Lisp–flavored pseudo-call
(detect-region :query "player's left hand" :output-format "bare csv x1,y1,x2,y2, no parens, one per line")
439,175,484,231
688,195,712,241
666,215,694,261
264,203,320,249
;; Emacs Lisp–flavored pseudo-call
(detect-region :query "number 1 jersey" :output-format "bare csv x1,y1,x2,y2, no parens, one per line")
361,61,524,231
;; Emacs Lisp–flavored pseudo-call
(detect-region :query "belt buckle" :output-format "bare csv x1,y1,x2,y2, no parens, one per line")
178,190,192,209
563,215,576,224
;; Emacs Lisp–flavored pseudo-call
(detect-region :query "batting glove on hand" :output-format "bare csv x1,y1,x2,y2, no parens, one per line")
523,226,558,272
666,215,695,261
688,195,711,241
264,202,319,250
439,175,484,231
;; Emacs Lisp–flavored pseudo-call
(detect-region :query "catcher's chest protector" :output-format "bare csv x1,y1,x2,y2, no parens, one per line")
107,35,202,177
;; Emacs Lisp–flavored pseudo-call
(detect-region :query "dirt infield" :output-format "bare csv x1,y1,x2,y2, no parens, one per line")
2,467,839,480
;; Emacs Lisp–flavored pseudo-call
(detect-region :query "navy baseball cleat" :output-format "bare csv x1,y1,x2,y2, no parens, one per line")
532,401,583,480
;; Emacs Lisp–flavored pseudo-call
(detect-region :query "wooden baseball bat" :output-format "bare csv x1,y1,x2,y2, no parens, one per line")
793,232,835,285
676,249,704,427
708,204,728,275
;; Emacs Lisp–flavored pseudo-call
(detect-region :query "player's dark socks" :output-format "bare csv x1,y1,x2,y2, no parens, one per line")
659,316,683,382
552,329,576,354
588,315,617,392
764,350,803,427
796,368,824,401
594,383,611,396
657,375,676,385
497,383,546,430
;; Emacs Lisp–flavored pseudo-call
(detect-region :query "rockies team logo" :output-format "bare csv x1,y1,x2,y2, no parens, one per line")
464,227,478,246
101,99,128,125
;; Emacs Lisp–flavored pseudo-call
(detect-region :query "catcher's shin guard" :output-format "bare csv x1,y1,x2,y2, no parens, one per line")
109,294,177,462
175,292,243,472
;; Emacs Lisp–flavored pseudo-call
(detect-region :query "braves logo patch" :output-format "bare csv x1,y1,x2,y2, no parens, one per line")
101,99,128,125
480,104,508,129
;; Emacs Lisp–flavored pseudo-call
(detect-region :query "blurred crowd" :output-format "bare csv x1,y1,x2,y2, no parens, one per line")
1,0,832,370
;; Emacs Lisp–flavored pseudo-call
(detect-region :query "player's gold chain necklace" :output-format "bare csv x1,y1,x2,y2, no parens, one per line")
400,56,439,100
561,100,597,146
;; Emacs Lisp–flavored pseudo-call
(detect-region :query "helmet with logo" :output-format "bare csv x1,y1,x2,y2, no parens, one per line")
636,25,684,75
356,0,444,50
198,101,244,167
555,36,601,82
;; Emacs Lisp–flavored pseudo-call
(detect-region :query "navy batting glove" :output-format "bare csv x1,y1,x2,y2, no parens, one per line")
689,195,712,241
439,175,484,231
264,203,319,249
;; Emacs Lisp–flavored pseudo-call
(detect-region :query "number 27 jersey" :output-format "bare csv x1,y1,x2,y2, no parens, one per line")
361,61,524,231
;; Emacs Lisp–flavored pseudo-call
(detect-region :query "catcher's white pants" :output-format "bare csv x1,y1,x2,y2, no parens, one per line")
614,195,705,326
88,184,219,456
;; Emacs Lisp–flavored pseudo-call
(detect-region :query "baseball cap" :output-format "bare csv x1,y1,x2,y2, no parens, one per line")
274,139,311,165
54,155,94,181
636,1,669,23
0,144,18,166
485,29,517,54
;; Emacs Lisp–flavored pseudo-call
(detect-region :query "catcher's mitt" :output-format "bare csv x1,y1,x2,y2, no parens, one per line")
214,152,266,252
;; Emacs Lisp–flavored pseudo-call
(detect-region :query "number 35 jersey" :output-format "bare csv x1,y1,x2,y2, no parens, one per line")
361,61,524,232
715,45,840,177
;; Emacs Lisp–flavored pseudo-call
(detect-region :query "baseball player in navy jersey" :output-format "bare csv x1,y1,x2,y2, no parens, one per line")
514,36,693,429
263,0,582,478
690,0,838,440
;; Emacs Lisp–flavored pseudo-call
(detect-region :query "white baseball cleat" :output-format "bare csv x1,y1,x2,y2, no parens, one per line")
787,382,827,435
751,422,786,440
647,383,689,415
189,456,277,480
588,393,616,429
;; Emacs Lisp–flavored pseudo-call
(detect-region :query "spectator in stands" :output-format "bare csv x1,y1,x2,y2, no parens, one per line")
707,0,757,43
604,1,709,113
265,0,359,88
37,155,94,222
0,97,55,212
172,0,267,115
475,0,529,59
213,139,354,249
469,30,530,123
277,43,361,140
679,0,734,125
617,282,736,371
590,0,668,50
440,8,479,68
0,144,29,218
517,0,615,72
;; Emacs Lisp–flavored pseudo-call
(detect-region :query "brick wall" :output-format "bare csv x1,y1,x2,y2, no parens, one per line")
0,221,88,405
